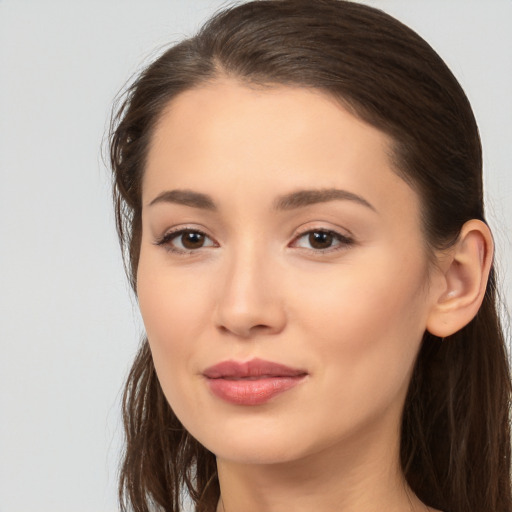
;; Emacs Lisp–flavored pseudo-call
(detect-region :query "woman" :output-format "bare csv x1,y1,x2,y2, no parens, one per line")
109,1,511,511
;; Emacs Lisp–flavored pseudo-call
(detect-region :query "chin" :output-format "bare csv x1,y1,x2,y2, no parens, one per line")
187,414,321,465
211,439,307,466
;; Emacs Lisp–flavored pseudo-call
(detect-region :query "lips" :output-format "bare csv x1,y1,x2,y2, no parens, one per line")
203,358,307,405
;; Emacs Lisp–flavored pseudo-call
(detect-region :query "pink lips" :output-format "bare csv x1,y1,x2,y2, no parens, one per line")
203,358,307,405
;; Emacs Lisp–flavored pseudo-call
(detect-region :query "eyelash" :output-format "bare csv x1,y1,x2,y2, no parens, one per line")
291,229,354,254
154,228,215,255
154,227,355,255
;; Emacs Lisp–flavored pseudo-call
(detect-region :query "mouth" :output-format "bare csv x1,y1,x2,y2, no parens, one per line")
202,358,308,405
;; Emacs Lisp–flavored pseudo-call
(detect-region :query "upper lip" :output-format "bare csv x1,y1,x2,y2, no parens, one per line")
203,358,308,379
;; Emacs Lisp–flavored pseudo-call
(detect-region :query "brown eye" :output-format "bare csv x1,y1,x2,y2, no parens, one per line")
292,229,354,252
156,228,216,253
181,230,206,249
308,231,334,249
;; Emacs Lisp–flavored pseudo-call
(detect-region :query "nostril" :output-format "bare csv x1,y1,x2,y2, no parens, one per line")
253,324,270,330
216,322,276,338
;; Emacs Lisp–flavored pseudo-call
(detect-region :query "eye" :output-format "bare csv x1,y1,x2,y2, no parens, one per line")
291,229,354,252
155,228,217,253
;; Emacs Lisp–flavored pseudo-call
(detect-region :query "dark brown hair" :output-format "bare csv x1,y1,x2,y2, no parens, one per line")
109,1,511,511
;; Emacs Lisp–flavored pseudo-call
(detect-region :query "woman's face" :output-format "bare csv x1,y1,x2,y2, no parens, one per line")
137,80,440,465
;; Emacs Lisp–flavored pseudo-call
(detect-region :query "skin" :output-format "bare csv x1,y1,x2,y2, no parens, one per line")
137,79,452,512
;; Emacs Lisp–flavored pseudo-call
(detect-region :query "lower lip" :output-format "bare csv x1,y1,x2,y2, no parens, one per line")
206,376,305,405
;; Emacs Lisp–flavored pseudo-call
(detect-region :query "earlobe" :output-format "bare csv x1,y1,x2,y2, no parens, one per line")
426,219,493,338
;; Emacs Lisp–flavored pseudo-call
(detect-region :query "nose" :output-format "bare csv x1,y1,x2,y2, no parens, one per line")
213,245,287,338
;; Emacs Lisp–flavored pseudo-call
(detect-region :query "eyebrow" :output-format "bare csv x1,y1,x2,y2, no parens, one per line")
273,188,376,212
147,188,376,212
148,189,216,210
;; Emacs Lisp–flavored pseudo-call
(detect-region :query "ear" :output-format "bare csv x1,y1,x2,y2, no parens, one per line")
426,219,494,338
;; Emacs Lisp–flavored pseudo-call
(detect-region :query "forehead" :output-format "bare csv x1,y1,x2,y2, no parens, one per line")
149,80,392,162
143,79,419,223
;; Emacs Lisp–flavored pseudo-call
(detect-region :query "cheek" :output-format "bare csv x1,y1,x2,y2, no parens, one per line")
296,251,427,340
136,261,222,437
136,255,213,394
292,253,429,420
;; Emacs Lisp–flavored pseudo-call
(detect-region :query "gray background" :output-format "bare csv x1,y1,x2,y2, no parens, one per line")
1,1,510,511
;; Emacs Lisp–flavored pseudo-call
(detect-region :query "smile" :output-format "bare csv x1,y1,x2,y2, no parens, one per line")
202,358,308,405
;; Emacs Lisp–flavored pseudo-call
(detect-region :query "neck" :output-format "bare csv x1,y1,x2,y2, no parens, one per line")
215,416,428,512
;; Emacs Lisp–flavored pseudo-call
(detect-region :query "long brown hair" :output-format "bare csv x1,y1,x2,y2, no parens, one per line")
109,1,511,511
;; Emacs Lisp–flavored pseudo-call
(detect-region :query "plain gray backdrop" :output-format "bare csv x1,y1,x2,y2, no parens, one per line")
1,1,511,511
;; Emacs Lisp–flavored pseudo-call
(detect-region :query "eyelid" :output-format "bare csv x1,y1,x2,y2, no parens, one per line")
289,226,355,253
154,225,218,254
